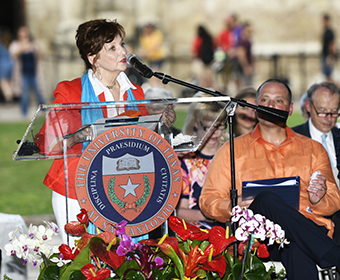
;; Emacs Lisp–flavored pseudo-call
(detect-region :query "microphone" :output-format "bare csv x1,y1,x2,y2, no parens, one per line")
127,54,154,78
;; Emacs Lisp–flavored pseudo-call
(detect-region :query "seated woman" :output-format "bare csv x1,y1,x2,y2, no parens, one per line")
233,86,257,137
176,92,228,228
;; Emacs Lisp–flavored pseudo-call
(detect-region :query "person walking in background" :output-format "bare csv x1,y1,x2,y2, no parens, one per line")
214,14,243,93
9,25,45,118
0,29,14,104
236,22,254,88
321,14,337,83
177,92,228,229
138,22,166,87
233,86,257,137
191,25,215,88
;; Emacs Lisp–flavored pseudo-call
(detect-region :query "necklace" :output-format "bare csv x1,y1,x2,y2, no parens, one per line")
107,80,117,90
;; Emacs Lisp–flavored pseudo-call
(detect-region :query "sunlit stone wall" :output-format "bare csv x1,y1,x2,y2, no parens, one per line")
24,0,340,102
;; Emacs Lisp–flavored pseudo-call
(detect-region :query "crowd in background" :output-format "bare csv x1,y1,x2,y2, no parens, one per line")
0,25,45,118
192,14,254,95
0,12,338,118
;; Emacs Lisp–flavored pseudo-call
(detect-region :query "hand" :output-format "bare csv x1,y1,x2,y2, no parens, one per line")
161,104,176,128
76,125,93,143
307,174,327,205
69,125,93,147
237,195,253,209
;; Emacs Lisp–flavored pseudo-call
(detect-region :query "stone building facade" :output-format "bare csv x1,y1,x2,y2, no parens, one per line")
4,0,340,103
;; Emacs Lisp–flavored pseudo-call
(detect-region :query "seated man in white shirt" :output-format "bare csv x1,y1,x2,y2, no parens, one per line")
292,81,340,185
292,81,340,244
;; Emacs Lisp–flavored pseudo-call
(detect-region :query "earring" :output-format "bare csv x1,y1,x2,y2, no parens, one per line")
193,127,197,132
96,67,102,80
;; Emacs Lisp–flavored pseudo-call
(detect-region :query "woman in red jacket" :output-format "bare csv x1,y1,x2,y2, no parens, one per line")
37,19,175,244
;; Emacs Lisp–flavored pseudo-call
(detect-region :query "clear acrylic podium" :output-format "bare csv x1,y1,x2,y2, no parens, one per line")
13,96,231,161
12,96,231,239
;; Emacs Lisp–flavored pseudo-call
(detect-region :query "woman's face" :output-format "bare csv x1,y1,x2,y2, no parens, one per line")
18,26,30,41
90,35,127,75
195,120,225,145
235,96,256,130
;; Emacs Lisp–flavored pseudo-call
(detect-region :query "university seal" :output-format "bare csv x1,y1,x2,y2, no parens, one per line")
75,125,182,237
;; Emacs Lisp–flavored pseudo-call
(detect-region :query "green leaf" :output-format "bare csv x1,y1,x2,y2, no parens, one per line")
124,270,146,280
191,239,202,249
225,253,234,268
166,248,185,280
114,259,140,278
245,273,268,280
59,244,91,280
245,262,271,280
231,263,243,280
152,266,177,280
197,268,207,278
69,270,86,280
199,240,210,251
180,240,191,252
38,265,60,280
223,253,234,279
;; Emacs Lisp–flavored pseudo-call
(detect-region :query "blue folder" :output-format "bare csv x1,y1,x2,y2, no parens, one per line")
242,176,300,210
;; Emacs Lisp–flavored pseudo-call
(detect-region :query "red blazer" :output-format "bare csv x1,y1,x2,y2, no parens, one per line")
39,78,147,199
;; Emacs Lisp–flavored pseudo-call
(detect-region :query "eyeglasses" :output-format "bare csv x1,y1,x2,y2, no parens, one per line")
311,102,340,118
200,121,226,132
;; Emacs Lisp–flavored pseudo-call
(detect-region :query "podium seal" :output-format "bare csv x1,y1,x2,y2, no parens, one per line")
75,125,182,236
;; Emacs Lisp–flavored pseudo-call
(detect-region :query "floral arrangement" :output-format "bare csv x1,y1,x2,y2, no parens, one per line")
4,207,288,280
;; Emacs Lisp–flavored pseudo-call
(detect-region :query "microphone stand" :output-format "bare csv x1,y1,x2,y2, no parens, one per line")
153,72,287,121
151,71,288,259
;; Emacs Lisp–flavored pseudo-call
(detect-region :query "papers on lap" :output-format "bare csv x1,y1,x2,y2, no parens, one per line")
242,176,300,210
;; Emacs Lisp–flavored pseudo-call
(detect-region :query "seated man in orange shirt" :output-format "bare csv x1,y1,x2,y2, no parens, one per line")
200,79,340,280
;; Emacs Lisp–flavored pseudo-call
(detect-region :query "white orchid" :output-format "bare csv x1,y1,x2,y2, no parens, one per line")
43,220,59,234
231,206,289,249
39,243,59,257
35,225,54,243
231,205,244,222
253,224,266,241
5,238,23,258
4,221,61,267
27,253,42,267
28,224,38,239
8,228,19,242
50,254,72,267
235,226,250,241
264,219,275,235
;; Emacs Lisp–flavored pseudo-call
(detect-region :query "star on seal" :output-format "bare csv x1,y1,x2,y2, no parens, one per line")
119,177,140,198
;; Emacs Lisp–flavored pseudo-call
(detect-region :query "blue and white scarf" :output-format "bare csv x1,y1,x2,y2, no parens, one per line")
80,71,148,242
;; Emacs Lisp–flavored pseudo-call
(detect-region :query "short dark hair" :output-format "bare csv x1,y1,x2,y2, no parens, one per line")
76,19,126,70
256,79,292,104
323,14,330,21
307,82,340,107
235,86,257,100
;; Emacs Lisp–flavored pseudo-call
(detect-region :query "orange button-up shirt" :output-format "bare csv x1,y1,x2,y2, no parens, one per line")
200,124,340,237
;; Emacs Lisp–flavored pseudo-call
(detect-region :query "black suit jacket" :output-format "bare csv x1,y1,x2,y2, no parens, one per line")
292,121,340,244
292,121,340,178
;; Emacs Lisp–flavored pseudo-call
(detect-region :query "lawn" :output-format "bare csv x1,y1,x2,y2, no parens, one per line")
0,122,53,216
0,111,305,216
